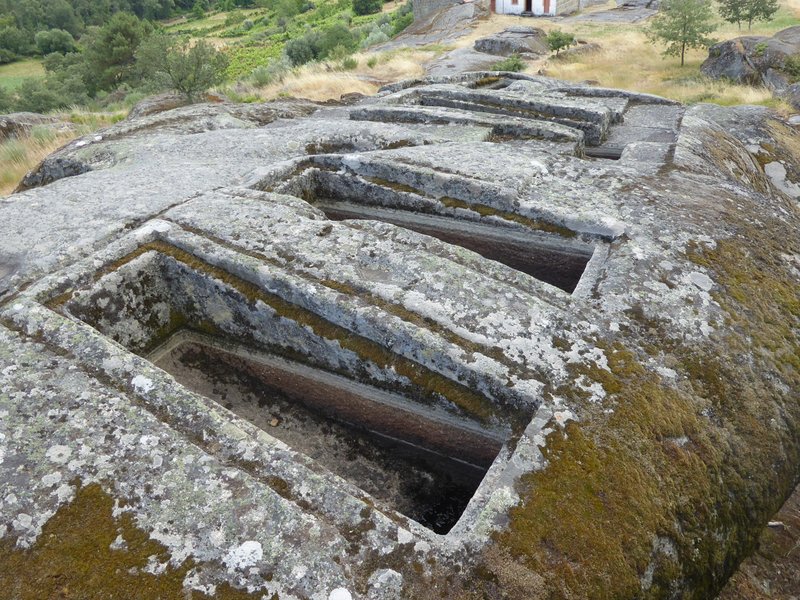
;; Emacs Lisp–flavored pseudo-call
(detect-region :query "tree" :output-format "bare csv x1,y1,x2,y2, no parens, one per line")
0,26,34,56
136,34,229,100
81,12,153,94
191,0,206,19
717,0,747,28
546,30,575,56
718,0,776,29
647,0,716,66
743,0,778,29
353,0,382,16
35,29,76,55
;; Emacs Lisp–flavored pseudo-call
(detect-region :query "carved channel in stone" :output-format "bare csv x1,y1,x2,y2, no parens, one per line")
54,243,513,534
149,331,502,534
320,203,593,293
286,167,596,293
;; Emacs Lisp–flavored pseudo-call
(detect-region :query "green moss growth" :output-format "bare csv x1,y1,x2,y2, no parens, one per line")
0,482,260,599
481,213,800,598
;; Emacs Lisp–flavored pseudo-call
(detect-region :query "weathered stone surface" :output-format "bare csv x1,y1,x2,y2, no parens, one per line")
0,73,798,600
127,91,192,119
473,26,548,56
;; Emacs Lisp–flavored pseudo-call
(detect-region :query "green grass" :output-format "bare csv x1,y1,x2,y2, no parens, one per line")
0,59,45,91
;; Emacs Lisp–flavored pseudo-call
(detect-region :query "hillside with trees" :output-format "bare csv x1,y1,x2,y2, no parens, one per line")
0,0,413,112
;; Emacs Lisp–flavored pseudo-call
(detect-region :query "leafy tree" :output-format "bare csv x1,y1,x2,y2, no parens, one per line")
546,29,575,56
647,0,716,66
41,0,82,37
35,29,76,55
353,0,382,15
717,0,747,28
0,26,34,56
81,12,153,94
191,0,206,19
742,0,779,29
136,34,230,100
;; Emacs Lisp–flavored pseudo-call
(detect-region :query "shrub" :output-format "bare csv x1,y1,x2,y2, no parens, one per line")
0,49,16,64
341,55,358,69
353,0,383,15
783,54,800,80
242,19,254,30
13,78,65,113
390,3,414,36
319,22,357,56
546,29,575,56
366,55,378,68
360,23,390,48
250,65,273,86
136,35,230,100
285,35,319,65
35,29,76,55
492,54,525,72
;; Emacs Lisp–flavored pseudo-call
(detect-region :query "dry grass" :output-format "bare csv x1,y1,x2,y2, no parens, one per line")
0,110,124,197
245,49,431,102
540,30,782,106
0,128,78,196
447,0,800,109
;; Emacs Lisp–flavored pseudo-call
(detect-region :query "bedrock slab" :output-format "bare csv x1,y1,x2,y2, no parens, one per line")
0,73,798,600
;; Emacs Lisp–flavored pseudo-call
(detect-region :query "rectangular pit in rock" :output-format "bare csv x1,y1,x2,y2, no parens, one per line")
57,244,508,534
319,203,594,294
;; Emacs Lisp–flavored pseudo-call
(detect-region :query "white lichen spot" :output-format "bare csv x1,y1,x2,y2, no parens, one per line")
223,540,263,571
131,375,154,394
208,529,225,547
328,588,353,600
13,513,32,530
55,483,74,502
41,472,62,487
397,527,413,545
45,444,72,464
292,564,308,580
414,540,431,553
688,271,714,292
553,410,576,426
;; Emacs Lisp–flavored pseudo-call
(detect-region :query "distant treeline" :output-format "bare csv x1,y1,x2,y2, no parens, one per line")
0,0,256,62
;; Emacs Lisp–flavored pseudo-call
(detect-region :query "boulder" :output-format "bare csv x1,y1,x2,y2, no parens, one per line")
701,26,800,90
127,92,191,120
474,26,548,57
0,112,72,141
